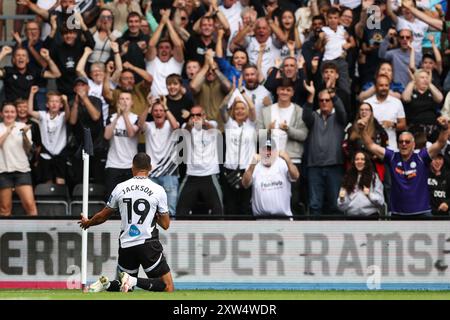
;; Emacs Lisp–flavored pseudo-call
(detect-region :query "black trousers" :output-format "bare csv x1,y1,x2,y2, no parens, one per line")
222,168,251,215
176,175,223,216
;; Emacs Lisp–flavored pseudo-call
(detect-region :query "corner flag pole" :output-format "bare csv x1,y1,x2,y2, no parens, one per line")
81,128,93,292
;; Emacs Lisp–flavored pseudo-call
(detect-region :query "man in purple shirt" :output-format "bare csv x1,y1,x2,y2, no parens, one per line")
359,116,449,217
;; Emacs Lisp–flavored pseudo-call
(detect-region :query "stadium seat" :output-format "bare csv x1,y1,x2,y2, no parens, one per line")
34,183,70,216
70,183,106,216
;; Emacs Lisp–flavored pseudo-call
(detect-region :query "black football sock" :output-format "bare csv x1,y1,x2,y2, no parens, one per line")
106,280,121,292
136,278,167,292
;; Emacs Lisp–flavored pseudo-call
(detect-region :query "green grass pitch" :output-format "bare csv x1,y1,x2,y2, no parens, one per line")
1,290,450,300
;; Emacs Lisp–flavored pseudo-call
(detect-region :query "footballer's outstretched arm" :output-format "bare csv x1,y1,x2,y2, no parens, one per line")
78,207,116,230
157,212,170,230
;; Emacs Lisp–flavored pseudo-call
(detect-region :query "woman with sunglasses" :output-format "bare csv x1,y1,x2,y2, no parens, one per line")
337,151,385,217
89,8,122,64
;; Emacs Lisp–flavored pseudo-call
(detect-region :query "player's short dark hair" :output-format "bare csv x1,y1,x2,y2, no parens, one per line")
133,153,151,171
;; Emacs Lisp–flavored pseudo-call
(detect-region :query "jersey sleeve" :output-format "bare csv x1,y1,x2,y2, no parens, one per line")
106,185,120,210
383,148,395,164
157,187,169,215
420,147,432,165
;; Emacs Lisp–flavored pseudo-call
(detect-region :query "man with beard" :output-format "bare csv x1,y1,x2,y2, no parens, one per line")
103,64,153,117
241,64,272,116
0,46,60,103
242,139,299,219
360,116,450,218
364,74,406,151
146,9,184,97
264,56,307,106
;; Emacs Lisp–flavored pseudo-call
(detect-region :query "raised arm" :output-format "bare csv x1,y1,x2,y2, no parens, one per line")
428,34,443,74
279,151,300,181
104,113,120,140
122,111,139,138
40,48,61,79
0,46,13,78
147,10,168,61
17,0,50,20
123,62,153,85
403,0,444,31
302,80,316,128
138,103,150,132
76,46,93,78
62,94,71,122
27,86,41,120
242,154,260,188
359,119,386,159
165,12,184,63
402,81,414,103
102,65,114,104
428,117,449,159
429,82,443,103
385,0,399,25
110,42,123,83
190,58,210,94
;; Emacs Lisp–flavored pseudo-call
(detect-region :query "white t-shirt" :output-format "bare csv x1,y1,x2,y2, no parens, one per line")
322,25,347,61
146,57,183,97
251,157,294,217
270,103,295,152
246,37,280,79
0,122,32,173
107,176,168,248
365,95,405,151
143,120,174,172
182,121,221,176
219,1,243,57
243,85,272,116
38,111,67,157
88,79,109,126
105,113,139,169
397,17,428,55
224,118,256,170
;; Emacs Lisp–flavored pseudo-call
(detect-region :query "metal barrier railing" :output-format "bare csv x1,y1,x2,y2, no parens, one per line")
0,14,37,46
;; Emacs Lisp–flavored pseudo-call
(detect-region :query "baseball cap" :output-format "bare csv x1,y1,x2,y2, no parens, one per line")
263,139,276,150
74,76,89,85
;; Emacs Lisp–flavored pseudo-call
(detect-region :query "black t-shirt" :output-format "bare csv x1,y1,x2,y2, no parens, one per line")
0,66,44,101
117,31,149,82
185,35,216,65
428,170,450,215
361,16,393,83
74,96,105,150
405,89,439,125
167,94,194,126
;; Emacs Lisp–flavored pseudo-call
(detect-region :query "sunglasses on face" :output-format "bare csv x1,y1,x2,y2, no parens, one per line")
101,16,113,20
319,98,331,103
398,140,412,145
190,113,202,117
399,35,411,39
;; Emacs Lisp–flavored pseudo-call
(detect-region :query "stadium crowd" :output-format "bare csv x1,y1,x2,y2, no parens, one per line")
1,0,450,218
